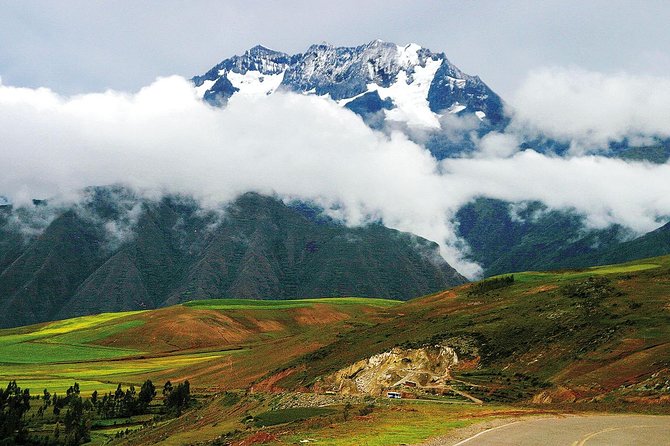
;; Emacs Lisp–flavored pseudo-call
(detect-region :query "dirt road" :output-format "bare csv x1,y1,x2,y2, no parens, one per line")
424,414,670,446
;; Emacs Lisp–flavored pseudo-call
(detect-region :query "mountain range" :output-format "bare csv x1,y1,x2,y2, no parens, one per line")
456,198,670,276
193,40,670,161
1,40,669,328
0,191,465,328
193,40,505,157
193,40,504,128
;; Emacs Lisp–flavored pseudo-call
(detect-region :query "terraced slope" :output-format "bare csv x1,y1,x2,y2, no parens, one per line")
0,298,400,394
272,256,670,404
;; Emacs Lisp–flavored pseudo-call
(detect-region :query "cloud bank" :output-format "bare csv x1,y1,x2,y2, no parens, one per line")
1,74,670,278
510,67,670,151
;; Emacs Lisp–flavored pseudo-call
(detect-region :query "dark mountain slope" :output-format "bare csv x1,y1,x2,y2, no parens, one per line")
0,193,466,327
591,220,670,265
166,193,464,304
455,198,670,277
0,212,106,327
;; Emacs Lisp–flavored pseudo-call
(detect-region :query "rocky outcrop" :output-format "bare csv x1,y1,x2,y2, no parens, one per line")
318,343,458,395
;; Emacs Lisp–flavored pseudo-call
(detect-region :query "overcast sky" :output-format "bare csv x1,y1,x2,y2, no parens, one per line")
1,0,669,97
2,0,670,276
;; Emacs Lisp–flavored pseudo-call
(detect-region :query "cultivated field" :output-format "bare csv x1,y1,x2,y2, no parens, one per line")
0,297,401,394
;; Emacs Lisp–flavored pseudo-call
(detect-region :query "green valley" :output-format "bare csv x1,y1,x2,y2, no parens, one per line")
2,256,669,445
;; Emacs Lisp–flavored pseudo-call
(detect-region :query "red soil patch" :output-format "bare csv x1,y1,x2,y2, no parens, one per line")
453,356,481,371
234,432,278,446
244,317,285,332
565,342,670,389
412,289,460,306
96,307,254,351
532,386,578,404
524,284,558,295
552,338,650,384
293,304,349,325
251,366,305,392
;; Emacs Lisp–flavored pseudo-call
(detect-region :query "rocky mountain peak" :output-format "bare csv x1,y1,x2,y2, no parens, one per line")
193,40,506,142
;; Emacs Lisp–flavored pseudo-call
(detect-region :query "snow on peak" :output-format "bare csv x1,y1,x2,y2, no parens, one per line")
447,102,466,114
396,43,422,67
227,70,285,99
368,56,443,128
193,41,504,128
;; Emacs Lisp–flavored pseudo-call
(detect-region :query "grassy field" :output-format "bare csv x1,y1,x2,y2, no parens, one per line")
504,260,661,283
183,297,401,310
277,401,525,446
0,297,400,394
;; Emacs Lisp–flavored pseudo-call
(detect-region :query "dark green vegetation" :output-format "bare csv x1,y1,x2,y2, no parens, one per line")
1,381,31,444
0,379,188,446
456,197,670,276
4,189,670,329
0,190,464,328
466,275,514,295
617,139,670,164
252,407,336,427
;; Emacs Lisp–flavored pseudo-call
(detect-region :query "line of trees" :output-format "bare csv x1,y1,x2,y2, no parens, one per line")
0,379,191,446
96,380,156,419
467,275,515,295
0,381,31,444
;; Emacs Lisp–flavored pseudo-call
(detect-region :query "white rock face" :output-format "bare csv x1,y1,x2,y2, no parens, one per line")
319,343,459,395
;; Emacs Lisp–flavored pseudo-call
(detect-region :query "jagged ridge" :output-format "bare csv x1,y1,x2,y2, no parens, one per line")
192,40,504,129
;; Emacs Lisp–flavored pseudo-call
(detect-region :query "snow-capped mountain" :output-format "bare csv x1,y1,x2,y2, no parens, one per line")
192,40,505,130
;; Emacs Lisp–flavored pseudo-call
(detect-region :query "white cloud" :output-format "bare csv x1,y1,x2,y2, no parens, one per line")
440,151,670,233
1,75,670,279
474,132,520,158
509,67,670,151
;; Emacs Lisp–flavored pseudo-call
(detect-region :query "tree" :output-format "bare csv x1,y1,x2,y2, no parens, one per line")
137,380,156,413
162,381,172,398
66,383,80,398
163,380,190,416
43,388,51,407
53,392,61,416
90,390,98,407
0,381,31,444
63,396,90,446
122,385,137,416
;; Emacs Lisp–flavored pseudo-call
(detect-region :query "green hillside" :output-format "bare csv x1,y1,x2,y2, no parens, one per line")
274,256,670,405
0,191,464,328
2,256,670,445
0,297,401,394
456,197,670,276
